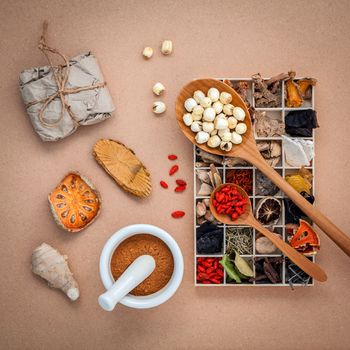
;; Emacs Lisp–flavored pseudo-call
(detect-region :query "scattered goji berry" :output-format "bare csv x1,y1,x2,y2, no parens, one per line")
168,154,178,160
171,210,185,218
160,180,168,189
175,179,187,186
169,165,179,176
174,185,186,192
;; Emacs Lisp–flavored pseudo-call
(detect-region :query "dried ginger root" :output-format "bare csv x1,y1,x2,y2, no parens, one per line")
32,243,80,301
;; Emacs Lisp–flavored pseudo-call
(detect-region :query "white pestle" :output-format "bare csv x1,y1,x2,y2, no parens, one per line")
98,255,156,311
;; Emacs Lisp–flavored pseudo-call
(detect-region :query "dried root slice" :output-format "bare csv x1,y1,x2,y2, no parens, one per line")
32,243,79,301
48,172,101,232
93,139,152,198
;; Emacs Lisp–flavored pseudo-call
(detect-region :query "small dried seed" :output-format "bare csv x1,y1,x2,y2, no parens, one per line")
82,205,92,212
61,185,68,192
79,213,87,221
84,199,95,203
61,210,69,218
56,202,66,208
56,194,65,199
70,214,76,224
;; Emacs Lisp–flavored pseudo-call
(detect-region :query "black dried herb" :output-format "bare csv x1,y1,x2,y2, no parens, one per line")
196,223,223,254
253,257,282,284
285,258,312,289
255,171,279,196
285,109,319,137
284,191,315,224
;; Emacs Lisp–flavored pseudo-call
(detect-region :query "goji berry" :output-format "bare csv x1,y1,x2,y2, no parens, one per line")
168,154,178,160
160,180,168,189
176,179,187,186
175,185,186,192
171,210,185,218
169,165,179,176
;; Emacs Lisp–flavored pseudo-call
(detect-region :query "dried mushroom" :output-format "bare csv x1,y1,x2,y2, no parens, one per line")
256,197,281,225
285,109,319,137
93,139,151,198
48,172,101,232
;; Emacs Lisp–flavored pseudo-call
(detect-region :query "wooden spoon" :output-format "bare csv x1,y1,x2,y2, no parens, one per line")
176,78,350,257
209,184,327,282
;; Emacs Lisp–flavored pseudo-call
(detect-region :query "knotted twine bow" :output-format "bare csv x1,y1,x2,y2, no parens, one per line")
26,21,106,127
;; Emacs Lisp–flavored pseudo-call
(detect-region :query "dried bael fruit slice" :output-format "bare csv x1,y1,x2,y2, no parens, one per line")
255,197,281,225
48,172,101,232
93,139,151,198
289,219,320,255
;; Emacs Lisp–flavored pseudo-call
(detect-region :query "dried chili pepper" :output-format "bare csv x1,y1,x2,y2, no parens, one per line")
169,165,179,176
160,181,168,189
168,154,178,160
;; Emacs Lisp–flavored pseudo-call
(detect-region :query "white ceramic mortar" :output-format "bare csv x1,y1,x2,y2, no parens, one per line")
99,224,184,309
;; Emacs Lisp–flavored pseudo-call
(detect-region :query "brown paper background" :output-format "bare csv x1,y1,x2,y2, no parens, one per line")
1,1,350,349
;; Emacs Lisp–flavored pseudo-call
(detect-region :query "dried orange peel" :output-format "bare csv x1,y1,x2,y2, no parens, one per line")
48,172,101,232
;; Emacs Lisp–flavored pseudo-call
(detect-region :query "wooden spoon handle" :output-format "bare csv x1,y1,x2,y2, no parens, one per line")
245,150,350,257
250,219,327,282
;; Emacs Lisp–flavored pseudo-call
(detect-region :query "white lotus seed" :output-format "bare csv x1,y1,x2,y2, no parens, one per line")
214,117,229,130
220,141,233,152
195,131,210,144
220,131,232,142
203,107,216,122
235,123,247,135
219,91,232,104
193,90,206,103
183,113,193,126
228,116,238,129
207,87,220,102
184,98,197,112
142,46,153,59
153,82,165,96
233,106,246,121
200,97,212,108
223,103,234,116
231,131,243,144
202,122,215,133
207,135,221,148
218,128,230,137
152,101,166,114
192,105,204,117
191,121,202,132
212,101,223,114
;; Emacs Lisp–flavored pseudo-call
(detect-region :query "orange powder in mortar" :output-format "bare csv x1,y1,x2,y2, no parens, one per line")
110,234,174,296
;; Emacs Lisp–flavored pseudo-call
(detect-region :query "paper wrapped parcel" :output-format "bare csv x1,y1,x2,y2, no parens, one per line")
19,52,115,142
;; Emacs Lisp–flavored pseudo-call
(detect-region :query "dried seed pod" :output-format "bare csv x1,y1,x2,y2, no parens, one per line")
48,172,101,232
152,82,165,96
93,139,152,198
142,46,153,59
161,40,173,55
